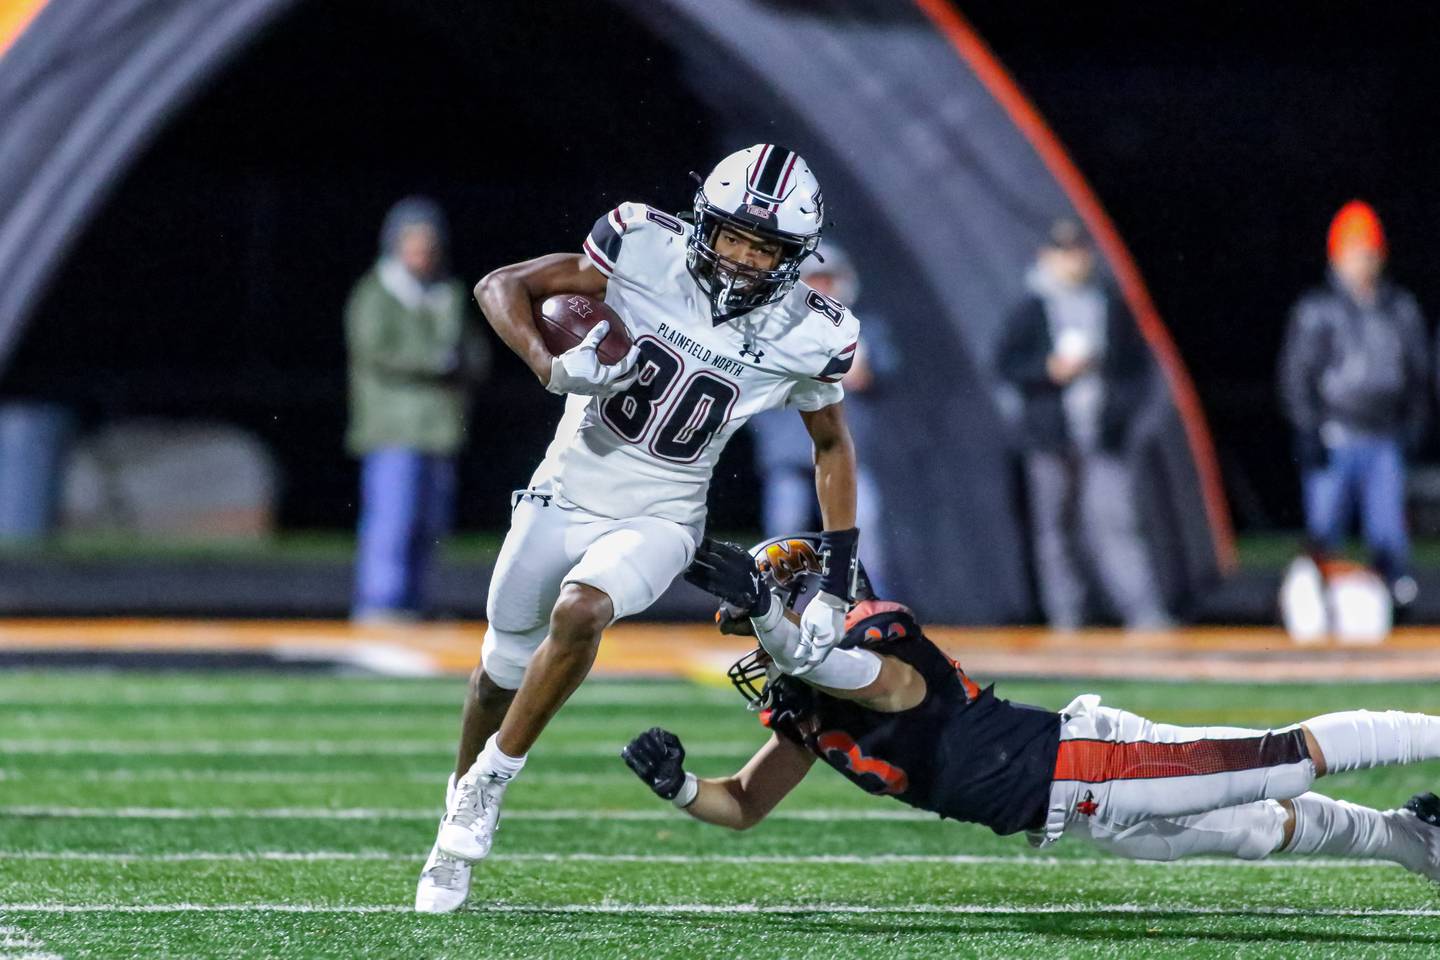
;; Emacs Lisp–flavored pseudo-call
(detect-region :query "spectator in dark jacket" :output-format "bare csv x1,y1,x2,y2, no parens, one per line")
997,220,1170,630
1279,200,1428,605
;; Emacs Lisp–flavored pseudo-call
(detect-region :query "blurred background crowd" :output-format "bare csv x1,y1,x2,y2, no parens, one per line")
2,0,1439,632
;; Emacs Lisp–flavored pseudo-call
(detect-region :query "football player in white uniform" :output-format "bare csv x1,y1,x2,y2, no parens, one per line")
415,145,865,912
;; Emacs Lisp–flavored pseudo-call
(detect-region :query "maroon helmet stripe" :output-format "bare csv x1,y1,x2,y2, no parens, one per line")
774,153,801,204
748,144,772,189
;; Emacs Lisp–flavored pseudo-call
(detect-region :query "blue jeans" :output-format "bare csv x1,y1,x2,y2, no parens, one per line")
353,448,456,617
1302,437,1409,583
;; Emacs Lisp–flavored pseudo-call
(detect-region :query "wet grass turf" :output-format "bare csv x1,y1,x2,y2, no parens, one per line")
2,672,1440,957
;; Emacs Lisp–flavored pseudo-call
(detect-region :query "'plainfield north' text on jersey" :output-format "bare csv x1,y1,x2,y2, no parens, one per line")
530,202,860,530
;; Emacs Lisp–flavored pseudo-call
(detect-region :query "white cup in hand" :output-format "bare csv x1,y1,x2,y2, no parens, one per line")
1055,328,1095,363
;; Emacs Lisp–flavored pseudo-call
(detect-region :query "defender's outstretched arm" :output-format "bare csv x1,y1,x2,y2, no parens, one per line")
474,253,608,386
623,729,814,831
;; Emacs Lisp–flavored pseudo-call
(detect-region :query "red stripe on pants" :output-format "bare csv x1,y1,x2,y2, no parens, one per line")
1055,731,1307,782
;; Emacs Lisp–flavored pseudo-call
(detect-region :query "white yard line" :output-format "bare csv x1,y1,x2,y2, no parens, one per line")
0,739,756,757
0,806,933,821
0,769,634,786
1,902,1438,918
0,850,1390,870
0,684,727,710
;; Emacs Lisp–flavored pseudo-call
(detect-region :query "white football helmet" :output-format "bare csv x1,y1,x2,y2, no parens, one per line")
687,144,825,321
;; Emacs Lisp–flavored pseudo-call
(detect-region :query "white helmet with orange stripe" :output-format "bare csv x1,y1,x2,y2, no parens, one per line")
686,144,825,321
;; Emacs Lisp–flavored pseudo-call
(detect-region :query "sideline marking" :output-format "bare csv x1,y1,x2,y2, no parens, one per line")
0,685,733,709
0,769,636,786
0,740,758,757
2,902,1438,917
0,850,1392,870
0,806,935,821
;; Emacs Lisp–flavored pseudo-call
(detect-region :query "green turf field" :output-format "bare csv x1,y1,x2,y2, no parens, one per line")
3,672,1440,958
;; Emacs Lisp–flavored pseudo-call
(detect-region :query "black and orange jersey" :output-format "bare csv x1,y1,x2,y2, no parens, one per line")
762,604,1060,835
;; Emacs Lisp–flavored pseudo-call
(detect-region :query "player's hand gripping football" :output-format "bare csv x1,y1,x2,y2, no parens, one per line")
545,320,642,397
683,538,772,619
621,727,688,801
795,528,860,672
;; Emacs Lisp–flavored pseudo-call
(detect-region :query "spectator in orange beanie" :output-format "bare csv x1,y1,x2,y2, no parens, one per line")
1279,200,1430,608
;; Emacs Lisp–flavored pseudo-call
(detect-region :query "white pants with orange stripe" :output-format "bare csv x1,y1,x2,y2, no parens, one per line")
1035,694,1317,849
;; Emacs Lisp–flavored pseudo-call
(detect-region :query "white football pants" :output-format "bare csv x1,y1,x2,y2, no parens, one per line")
480,489,696,689
1037,694,1316,846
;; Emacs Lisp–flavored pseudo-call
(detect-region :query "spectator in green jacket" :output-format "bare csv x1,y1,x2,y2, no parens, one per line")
347,196,488,621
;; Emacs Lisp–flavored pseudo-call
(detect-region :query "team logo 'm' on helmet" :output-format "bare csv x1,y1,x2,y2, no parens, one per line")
687,144,824,322
725,532,875,709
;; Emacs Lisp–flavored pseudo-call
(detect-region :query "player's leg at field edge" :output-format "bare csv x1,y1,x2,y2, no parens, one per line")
452,669,517,781
495,582,613,757
1301,710,1440,776
1278,799,1299,848
1302,727,1327,776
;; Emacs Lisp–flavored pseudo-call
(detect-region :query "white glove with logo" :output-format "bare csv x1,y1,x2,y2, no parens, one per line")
546,320,641,397
794,590,847,674
793,528,860,673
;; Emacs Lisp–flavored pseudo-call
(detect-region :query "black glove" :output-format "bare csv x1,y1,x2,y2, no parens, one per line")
715,601,757,637
621,727,687,800
683,538,771,618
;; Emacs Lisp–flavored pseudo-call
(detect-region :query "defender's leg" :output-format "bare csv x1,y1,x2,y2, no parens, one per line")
1089,793,1440,881
1048,697,1440,850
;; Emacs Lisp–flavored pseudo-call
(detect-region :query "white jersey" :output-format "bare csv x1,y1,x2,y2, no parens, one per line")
529,200,861,531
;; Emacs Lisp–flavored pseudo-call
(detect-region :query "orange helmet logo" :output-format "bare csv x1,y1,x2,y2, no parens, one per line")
756,538,822,587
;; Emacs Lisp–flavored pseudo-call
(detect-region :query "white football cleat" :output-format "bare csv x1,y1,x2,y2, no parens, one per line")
1393,792,1440,881
414,843,472,913
436,765,512,862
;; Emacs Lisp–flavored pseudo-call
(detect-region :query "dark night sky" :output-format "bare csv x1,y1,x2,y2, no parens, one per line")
963,1,1440,529
5,0,1439,533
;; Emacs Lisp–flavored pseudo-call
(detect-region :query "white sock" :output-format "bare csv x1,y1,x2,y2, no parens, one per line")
1286,792,1427,871
1304,710,1440,773
1106,801,1288,862
475,733,526,780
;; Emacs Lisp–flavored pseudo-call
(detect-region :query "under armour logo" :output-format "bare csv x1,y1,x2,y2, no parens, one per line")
566,296,593,317
740,344,765,363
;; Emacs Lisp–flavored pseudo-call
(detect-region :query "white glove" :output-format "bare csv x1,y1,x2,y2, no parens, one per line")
794,590,847,674
751,596,879,689
546,320,641,397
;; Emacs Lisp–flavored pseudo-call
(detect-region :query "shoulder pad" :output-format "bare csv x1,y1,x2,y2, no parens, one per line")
583,201,642,276
843,599,920,647
582,202,687,276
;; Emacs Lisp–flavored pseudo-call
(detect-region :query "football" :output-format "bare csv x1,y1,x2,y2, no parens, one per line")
533,293,633,365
